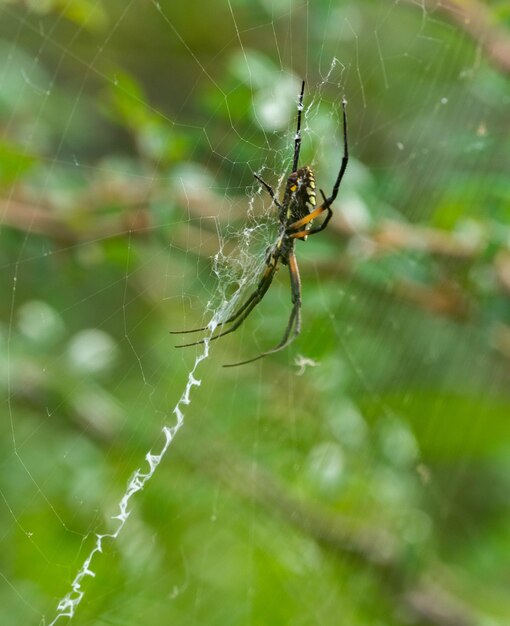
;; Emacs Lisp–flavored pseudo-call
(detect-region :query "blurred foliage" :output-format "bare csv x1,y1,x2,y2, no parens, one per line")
1,1,510,625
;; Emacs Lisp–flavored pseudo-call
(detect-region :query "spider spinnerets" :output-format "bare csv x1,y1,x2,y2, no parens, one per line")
172,80,349,367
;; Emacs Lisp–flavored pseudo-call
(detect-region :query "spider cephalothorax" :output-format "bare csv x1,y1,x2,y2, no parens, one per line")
172,81,349,366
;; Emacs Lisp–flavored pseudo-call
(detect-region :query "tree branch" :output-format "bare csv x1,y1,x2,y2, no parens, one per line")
410,0,510,74
200,445,479,626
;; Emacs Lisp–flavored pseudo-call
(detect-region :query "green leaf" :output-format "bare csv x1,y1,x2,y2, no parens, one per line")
0,141,36,185
60,0,109,32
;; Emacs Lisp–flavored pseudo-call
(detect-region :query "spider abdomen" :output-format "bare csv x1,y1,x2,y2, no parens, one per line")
283,166,317,235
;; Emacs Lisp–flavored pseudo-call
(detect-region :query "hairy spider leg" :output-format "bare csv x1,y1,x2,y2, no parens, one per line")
174,261,279,348
170,249,282,336
288,190,331,238
170,274,266,337
253,173,282,208
321,97,349,207
223,252,302,367
170,324,209,336
216,259,279,325
253,79,305,208
288,98,348,238
292,80,306,173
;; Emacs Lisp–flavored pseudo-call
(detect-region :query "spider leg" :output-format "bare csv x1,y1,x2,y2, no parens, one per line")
219,262,278,325
170,324,208,335
288,190,332,238
223,252,302,367
174,261,279,348
254,174,282,209
287,97,349,237
292,80,306,172
321,97,349,207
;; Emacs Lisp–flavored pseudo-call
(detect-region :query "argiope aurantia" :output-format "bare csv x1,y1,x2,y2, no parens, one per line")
172,81,349,367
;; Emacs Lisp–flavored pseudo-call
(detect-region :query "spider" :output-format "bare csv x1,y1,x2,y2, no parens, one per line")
172,81,348,367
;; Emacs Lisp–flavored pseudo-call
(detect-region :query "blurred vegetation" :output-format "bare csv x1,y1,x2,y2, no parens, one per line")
1,1,510,625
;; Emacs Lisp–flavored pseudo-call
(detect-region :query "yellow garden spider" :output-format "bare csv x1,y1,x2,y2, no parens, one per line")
172,81,348,367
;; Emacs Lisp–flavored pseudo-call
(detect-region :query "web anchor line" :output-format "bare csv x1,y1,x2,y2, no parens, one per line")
46,339,211,625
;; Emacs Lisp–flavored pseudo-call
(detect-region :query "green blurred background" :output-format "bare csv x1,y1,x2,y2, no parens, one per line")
1,0,510,624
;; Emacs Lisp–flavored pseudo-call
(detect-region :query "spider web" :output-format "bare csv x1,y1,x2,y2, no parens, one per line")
1,1,510,625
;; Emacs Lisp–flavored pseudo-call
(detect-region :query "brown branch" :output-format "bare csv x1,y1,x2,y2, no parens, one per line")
369,219,482,259
1,189,485,259
0,198,151,243
0,199,76,241
410,0,510,75
200,446,478,626
0,193,484,325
